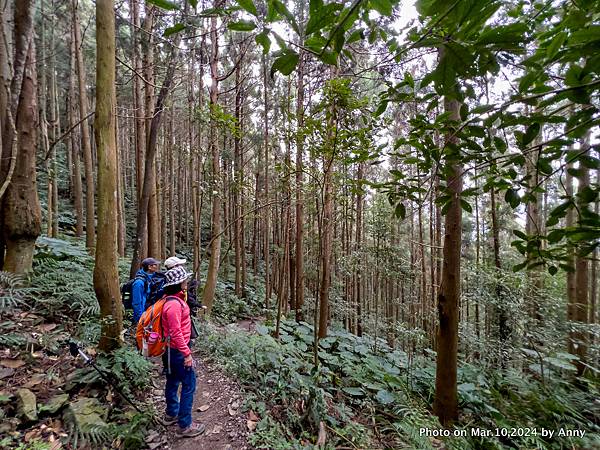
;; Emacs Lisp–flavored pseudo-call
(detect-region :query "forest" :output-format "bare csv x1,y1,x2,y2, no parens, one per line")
0,0,599,448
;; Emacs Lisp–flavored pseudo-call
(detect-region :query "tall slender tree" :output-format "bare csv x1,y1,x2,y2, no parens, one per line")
94,0,122,352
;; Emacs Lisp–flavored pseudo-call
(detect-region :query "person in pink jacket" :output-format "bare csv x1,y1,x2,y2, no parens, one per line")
160,265,205,438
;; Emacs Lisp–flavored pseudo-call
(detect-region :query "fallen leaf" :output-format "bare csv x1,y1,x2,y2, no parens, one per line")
24,373,46,388
198,404,210,412
248,410,259,422
0,368,15,379
212,425,222,434
316,421,327,448
246,420,257,432
0,359,25,369
38,324,58,333
24,429,40,442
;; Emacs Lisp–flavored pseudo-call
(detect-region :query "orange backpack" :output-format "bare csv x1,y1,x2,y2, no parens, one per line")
135,296,182,357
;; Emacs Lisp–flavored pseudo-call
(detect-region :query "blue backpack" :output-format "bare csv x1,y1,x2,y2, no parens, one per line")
121,272,166,310
145,272,166,309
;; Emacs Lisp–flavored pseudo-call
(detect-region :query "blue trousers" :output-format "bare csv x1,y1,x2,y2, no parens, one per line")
162,347,196,428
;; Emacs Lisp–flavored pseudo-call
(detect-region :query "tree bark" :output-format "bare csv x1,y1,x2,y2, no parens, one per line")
569,135,590,375
201,3,222,313
295,45,305,322
94,0,122,352
69,31,84,238
433,89,462,426
72,0,96,251
2,17,41,273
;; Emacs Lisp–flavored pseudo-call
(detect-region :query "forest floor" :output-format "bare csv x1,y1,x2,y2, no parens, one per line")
147,320,262,450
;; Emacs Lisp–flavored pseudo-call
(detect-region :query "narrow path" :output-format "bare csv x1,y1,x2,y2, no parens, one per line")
147,351,252,450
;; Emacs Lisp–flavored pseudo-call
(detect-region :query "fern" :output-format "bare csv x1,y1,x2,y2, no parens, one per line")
31,260,99,318
66,422,114,449
0,333,27,347
0,271,35,311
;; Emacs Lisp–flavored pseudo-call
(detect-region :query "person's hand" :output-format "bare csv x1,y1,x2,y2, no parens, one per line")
184,354,194,367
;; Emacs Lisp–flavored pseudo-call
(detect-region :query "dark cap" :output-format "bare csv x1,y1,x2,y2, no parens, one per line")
141,257,160,267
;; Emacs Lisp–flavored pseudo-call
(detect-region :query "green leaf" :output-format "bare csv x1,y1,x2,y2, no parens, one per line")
237,0,258,15
187,0,198,7
347,29,364,44
477,23,527,46
305,3,342,36
375,389,395,404
146,0,179,10
319,50,339,66
394,203,406,219
505,188,520,208
256,325,269,335
512,261,527,272
272,0,299,34
163,23,186,37
270,50,299,77
228,20,257,31
255,31,271,54
374,99,388,117
537,158,553,175
522,123,540,147
547,229,564,244
371,0,393,16
546,31,567,61
578,155,600,169
342,387,365,397
565,64,586,88
577,186,596,203
513,229,527,240
460,199,472,213
266,0,278,22
569,25,600,45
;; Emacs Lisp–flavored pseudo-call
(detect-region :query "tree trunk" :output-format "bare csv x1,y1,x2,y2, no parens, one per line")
569,135,590,375
95,0,122,352
201,4,222,313
318,68,338,339
2,9,41,273
433,91,462,426
130,0,145,204
295,46,305,322
68,31,84,238
262,54,271,309
355,162,364,336
72,0,96,251
234,55,243,297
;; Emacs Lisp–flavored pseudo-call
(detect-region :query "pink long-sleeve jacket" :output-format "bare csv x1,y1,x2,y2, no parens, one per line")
162,291,192,357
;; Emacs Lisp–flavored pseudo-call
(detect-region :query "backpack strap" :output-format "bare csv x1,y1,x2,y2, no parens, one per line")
134,274,149,292
161,296,186,338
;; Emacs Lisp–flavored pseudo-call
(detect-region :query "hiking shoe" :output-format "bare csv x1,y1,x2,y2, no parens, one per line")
160,415,178,426
176,422,206,438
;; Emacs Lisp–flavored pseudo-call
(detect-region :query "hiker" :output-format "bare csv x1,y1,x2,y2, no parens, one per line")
164,256,202,315
132,257,160,324
161,265,205,437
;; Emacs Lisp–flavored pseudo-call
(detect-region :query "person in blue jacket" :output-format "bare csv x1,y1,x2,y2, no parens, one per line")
132,257,160,324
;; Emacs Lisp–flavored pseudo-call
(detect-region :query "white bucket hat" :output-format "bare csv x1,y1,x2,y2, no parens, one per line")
163,266,192,287
164,256,187,269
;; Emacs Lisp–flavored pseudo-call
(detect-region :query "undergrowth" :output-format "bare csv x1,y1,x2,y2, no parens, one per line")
198,320,600,449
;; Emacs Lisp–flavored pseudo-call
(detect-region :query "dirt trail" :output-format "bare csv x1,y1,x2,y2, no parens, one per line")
148,351,252,450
